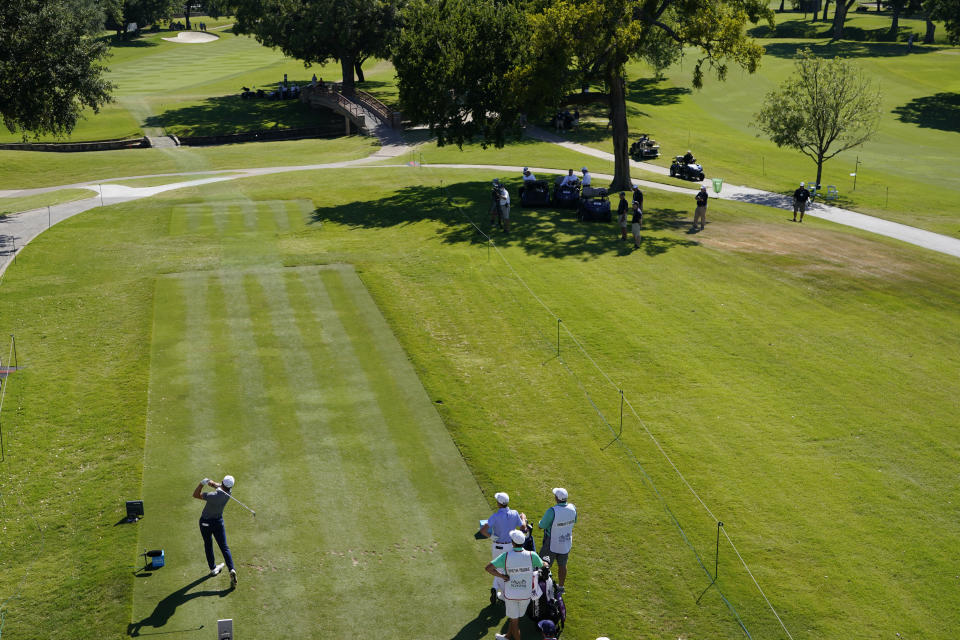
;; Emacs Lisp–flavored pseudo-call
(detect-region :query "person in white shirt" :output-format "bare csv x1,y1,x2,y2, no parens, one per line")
522,167,537,182
538,487,577,592
560,169,578,187
486,529,543,640
580,167,591,187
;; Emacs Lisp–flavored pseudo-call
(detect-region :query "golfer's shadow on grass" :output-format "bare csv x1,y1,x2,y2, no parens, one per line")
448,603,504,640
127,574,232,637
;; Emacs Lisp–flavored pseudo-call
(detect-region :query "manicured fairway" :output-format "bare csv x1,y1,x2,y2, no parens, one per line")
1,164,958,640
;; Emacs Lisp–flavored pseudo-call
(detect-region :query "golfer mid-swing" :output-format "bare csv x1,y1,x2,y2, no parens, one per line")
193,475,238,586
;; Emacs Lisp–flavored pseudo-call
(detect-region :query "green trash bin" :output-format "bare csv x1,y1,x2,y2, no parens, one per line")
712,178,723,194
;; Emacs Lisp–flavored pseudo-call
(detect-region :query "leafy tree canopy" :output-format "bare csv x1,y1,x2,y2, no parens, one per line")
0,0,113,138
925,0,960,43
229,0,401,94
394,0,773,189
754,48,881,187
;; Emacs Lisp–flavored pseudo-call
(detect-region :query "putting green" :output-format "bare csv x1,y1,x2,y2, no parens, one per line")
131,201,495,638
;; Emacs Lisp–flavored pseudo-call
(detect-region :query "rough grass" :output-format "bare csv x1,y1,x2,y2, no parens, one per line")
1,166,957,639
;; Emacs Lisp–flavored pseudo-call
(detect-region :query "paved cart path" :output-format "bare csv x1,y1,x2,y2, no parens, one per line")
2,130,959,278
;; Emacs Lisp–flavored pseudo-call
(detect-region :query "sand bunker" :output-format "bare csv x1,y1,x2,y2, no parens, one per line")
162,31,219,43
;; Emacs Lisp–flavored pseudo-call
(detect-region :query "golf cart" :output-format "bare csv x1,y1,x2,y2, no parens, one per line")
669,155,705,182
577,187,611,222
552,176,581,209
629,134,660,160
521,180,551,207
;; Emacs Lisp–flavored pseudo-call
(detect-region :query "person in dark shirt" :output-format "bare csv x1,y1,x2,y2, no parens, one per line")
683,150,696,165
693,186,708,231
632,184,643,211
193,475,238,585
792,182,811,222
617,192,629,241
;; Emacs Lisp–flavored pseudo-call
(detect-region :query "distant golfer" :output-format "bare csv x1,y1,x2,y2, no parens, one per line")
538,487,577,593
792,182,810,222
693,186,708,231
193,476,238,586
479,492,527,604
485,529,543,640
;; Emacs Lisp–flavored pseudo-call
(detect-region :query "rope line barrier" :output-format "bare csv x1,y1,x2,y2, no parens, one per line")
434,175,794,639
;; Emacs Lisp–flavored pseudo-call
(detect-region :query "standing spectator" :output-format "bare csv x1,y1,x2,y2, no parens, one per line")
538,487,577,593
311,73,318,86
193,475,238,586
792,181,810,223
617,192,629,241
693,186,708,231
631,201,643,248
489,179,504,230
520,167,536,200
632,183,644,212
572,109,580,129
580,167,591,187
480,492,527,604
486,529,543,640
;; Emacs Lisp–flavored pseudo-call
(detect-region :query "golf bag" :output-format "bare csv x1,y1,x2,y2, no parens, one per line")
527,555,566,634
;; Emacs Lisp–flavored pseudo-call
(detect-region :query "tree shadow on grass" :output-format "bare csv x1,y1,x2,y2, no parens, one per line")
127,574,232,637
310,180,699,260
627,77,693,106
761,40,939,58
892,92,960,133
143,94,338,137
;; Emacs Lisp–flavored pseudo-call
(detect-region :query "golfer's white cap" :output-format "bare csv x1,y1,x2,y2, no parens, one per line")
495,492,509,505
552,487,568,501
510,529,526,545
222,475,235,488
800,181,805,186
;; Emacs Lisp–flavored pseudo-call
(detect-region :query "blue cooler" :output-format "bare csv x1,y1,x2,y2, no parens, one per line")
151,551,165,569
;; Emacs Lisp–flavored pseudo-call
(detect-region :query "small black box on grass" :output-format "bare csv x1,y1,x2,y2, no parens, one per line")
125,500,144,522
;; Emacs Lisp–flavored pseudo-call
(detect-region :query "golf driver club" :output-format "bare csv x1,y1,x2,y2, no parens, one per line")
217,487,256,517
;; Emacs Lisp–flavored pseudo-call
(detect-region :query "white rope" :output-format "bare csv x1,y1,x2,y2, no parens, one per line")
722,528,796,640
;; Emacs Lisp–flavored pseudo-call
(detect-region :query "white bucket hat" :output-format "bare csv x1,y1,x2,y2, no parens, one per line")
552,487,568,501
222,475,235,488
495,492,509,506
509,529,527,545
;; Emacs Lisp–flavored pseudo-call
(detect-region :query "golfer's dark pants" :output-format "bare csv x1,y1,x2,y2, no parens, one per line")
199,517,234,571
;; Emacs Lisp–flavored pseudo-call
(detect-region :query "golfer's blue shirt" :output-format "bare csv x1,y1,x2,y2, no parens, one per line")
201,490,230,518
488,507,524,543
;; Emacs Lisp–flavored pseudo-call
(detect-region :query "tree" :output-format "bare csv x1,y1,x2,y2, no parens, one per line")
230,0,401,95
887,0,907,39
0,0,113,138
395,0,773,190
754,49,881,188
924,0,960,43
392,0,532,147
103,0,178,37
830,0,857,38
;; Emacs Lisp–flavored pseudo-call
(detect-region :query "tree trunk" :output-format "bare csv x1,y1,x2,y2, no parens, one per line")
354,58,366,83
607,71,632,192
832,0,852,39
888,3,901,39
821,0,831,22
815,157,824,191
778,0,785,11
813,2,820,21
340,55,355,96
184,2,191,30
924,17,935,43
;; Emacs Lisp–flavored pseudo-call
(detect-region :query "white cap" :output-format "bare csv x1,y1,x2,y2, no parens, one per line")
222,475,235,488
552,487,568,501
632,183,639,189
509,529,527,545
495,492,509,505
800,181,805,186
700,185,707,190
